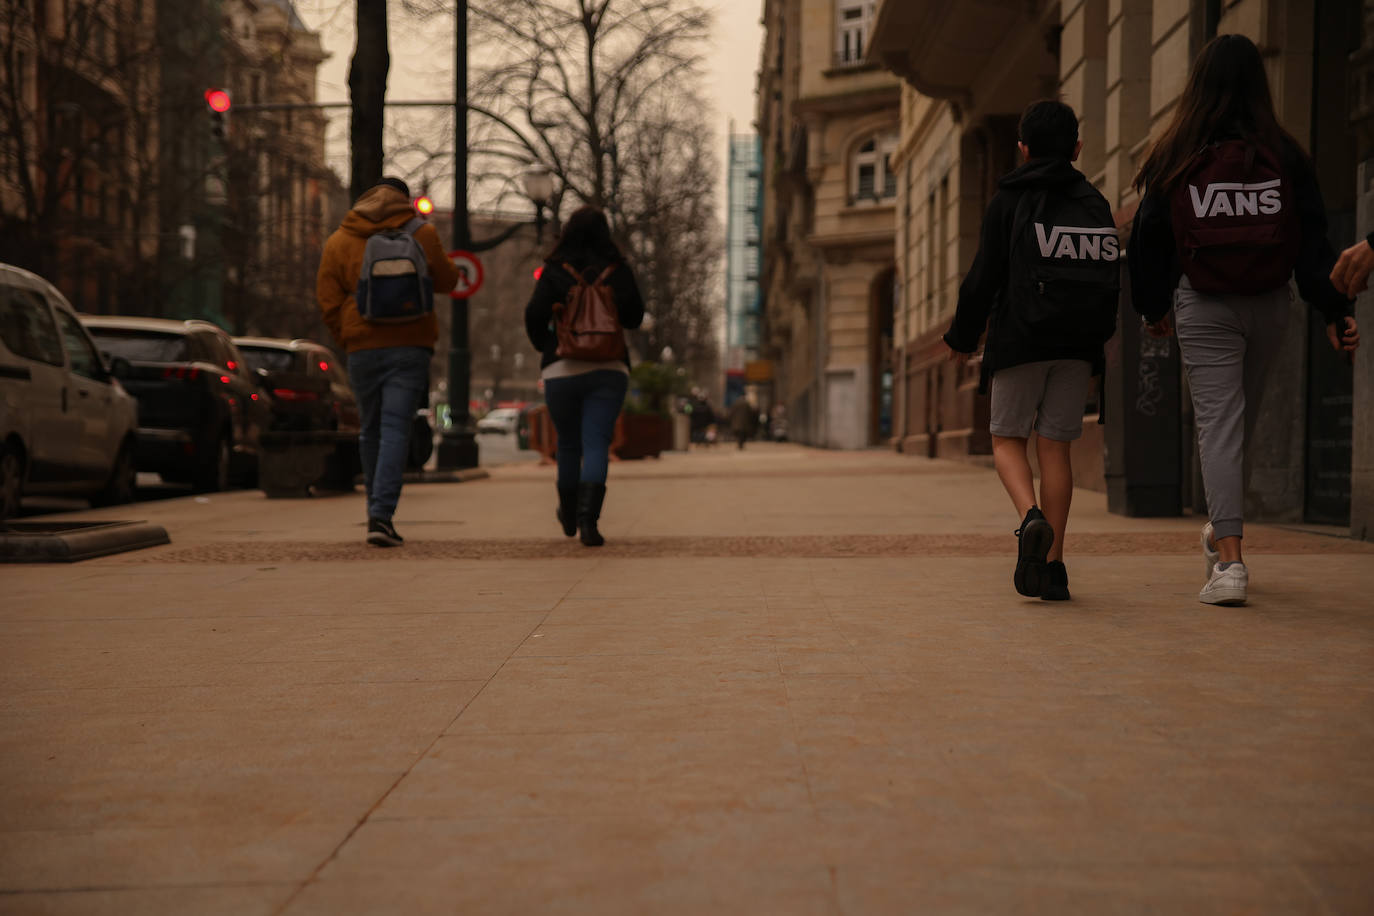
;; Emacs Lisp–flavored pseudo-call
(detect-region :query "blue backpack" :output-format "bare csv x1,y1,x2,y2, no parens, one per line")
355,217,433,323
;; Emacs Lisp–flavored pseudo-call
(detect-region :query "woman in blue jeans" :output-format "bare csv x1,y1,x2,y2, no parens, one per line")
524,207,645,546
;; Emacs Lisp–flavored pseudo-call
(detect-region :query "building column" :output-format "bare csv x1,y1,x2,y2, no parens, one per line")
1103,0,1151,206
1060,0,1109,182
1350,1,1374,540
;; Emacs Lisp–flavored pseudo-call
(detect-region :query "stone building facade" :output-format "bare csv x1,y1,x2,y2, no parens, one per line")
869,0,1369,536
756,0,901,449
216,0,343,339
0,0,162,312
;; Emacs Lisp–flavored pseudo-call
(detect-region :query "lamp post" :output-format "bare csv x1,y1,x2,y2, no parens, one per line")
436,0,477,470
435,1,556,469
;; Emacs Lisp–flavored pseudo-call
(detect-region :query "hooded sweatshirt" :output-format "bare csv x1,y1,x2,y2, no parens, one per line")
316,185,461,354
944,157,1112,388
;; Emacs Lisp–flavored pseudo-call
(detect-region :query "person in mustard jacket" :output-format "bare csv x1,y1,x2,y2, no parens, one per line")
317,177,459,547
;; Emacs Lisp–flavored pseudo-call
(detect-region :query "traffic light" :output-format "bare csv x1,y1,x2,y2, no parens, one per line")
413,195,434,216
204,88,231,141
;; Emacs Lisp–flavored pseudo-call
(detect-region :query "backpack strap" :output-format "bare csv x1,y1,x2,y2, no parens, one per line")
562,262,586,284
594,264,617,285
402,216,425,236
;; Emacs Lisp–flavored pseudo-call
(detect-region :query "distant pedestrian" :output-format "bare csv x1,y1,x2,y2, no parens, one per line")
317,177,460,547
943,99,1120,601
524,206,645,546
1130,35,1359,606
728,397,757,450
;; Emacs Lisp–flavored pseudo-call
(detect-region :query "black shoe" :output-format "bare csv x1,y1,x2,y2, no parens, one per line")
577,482,607,547
556,485,578,537
1013,507,1054,597
1040,561,1070,601
366,517,403,548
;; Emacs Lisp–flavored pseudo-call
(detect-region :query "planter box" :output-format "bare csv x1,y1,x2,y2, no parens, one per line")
615,413,670,460
259,431,357,498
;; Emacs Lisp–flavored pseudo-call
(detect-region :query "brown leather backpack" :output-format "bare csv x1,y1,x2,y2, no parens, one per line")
553,262,627,361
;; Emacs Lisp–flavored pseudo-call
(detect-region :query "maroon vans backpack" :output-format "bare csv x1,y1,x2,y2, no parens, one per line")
553,263,627,362
1169,139,1301,295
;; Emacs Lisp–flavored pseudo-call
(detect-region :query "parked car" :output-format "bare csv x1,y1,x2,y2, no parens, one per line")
0,264,139,518
233,337,360,434
233,337,360,488
477,406,521,435
81,316,272,492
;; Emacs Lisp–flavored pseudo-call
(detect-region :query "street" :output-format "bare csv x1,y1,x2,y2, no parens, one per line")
2,444,1373,914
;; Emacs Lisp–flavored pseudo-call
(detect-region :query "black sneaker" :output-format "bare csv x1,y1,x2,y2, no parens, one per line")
1013,507,1054,597
366,517,403,548
1040,561,1070,601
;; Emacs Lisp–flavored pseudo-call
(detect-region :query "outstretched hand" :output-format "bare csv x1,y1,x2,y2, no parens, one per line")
1144,316,1173,338
1326,316,1360,355
1331,239,1374,296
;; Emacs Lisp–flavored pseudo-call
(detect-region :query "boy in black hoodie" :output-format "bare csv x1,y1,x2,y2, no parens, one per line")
943,100,1120,601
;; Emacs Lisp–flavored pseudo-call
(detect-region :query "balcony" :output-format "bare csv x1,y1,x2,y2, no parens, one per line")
867,0,1031,104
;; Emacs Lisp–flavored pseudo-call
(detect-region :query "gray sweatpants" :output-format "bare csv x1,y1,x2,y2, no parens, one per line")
1173,276,1290,541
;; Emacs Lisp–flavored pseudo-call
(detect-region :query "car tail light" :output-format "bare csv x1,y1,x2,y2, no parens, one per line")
162,366,201,381
273,388,319,401
219,375,231,384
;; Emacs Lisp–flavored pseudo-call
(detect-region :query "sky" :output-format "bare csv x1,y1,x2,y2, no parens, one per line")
294,1,764,214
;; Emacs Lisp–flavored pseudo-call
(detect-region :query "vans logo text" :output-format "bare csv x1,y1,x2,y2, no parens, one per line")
1034,224,1120,261
1188,179,1282,218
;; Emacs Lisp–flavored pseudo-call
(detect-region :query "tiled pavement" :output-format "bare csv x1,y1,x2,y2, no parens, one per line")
2,445,1372,914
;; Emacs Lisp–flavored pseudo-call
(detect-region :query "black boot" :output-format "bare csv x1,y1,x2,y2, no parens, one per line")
577,482,607,547
556,484,578,537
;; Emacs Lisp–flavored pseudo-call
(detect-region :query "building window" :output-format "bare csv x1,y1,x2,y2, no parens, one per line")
835,0,875,67
851,133,898,205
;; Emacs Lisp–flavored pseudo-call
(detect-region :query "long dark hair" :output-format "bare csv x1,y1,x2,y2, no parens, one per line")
1134,34,1302,194
548,206,622,264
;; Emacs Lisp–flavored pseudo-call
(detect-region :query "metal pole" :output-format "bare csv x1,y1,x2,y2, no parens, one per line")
436,0,479,469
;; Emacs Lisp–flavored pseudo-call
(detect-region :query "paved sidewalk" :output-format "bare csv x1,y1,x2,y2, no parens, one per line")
3,444,1372,914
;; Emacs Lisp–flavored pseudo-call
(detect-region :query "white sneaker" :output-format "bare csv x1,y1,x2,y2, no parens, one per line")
1201,522,1220,580
1199,563,1248,606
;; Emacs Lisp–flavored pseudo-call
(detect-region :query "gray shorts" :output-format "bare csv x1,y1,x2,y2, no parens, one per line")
989,359,1093,441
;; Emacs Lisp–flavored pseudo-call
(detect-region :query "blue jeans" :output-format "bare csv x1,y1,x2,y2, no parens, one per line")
544,370,628,485
347,346,430,521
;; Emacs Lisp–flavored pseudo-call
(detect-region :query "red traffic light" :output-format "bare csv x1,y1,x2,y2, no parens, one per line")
414,196,434,216
204,88,232,113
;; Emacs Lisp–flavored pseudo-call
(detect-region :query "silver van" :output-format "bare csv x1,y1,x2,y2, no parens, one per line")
0,264,139,518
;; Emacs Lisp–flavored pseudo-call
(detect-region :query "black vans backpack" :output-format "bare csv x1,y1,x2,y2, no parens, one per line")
1007,178,1121,349
1169,139,1300,295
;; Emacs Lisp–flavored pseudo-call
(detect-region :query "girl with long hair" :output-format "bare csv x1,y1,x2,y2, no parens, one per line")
524,206,645,546
1130,34,1360,605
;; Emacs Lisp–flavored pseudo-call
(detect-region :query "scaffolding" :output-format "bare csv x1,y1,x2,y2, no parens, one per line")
724,130,762,404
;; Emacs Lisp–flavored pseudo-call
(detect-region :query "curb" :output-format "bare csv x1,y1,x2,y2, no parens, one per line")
401,468,491,484
0,521,171,563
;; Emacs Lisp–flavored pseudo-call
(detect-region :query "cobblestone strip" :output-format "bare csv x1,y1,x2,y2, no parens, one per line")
126,529,1374,564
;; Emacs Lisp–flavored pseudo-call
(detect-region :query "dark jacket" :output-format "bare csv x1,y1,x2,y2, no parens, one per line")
524,255,646,371
944,157,1111,388
1128,135,1352,324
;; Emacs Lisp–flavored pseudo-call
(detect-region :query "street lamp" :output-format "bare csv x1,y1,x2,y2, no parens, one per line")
437,3,562,470
522,165,555,240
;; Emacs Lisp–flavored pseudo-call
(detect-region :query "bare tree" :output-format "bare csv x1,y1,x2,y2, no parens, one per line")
348,0,389,201
459,0,721,380
619,102,721,374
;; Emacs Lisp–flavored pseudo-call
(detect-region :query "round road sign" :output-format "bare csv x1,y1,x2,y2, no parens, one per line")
448,250,485,299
